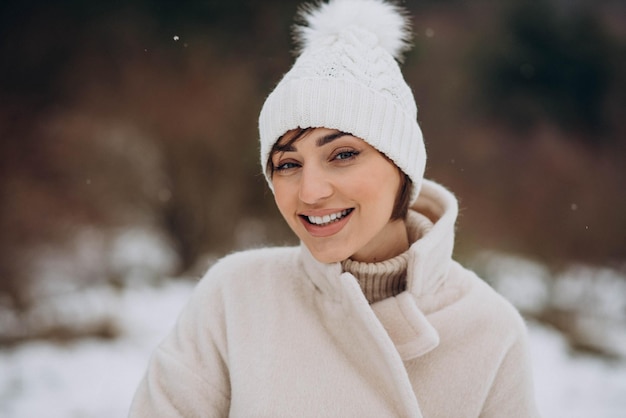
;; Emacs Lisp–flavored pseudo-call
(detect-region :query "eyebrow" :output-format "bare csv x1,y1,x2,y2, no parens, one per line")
316,131,350,147
274,130,351,154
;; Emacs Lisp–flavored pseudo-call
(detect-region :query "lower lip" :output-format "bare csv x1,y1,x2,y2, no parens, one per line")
300,211,353,237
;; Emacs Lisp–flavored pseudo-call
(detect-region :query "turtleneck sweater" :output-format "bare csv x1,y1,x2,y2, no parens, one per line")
342,213,434,304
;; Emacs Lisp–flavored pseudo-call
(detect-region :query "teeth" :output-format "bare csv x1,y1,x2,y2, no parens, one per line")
307,210,351,226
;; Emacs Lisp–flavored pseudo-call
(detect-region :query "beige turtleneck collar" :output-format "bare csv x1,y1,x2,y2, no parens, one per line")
342,252,410,304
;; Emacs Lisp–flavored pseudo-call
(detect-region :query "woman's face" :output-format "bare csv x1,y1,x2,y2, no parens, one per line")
270,127,408,263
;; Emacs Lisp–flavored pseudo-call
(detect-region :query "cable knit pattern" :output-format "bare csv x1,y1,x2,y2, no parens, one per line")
283,28,415,113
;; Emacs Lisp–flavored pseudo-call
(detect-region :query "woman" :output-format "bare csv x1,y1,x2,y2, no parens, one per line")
129,0,540,416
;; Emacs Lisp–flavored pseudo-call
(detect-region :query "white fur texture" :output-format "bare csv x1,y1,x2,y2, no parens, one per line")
294,0,412,61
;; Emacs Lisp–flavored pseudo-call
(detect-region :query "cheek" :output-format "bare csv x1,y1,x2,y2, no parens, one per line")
353,164,400,206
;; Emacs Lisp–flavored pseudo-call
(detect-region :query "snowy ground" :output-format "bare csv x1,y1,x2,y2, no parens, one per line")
1,279,625,418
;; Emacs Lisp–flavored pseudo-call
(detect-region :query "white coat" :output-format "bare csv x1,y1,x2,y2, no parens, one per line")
129,180,540,417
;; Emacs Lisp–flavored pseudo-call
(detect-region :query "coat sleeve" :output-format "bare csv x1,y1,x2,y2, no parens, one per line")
128,267,231,417
480,321,541,418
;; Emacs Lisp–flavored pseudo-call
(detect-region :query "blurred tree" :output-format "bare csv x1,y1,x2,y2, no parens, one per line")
1,0,625,313
474,0,617,140
0,0,298,308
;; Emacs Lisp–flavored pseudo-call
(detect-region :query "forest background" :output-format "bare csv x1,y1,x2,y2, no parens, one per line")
1,0,625,353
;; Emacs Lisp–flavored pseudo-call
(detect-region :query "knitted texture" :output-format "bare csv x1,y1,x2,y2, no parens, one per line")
342,251,409,304
259,0,426,203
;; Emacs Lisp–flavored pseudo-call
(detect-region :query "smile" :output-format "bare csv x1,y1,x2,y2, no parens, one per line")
304,209,353,226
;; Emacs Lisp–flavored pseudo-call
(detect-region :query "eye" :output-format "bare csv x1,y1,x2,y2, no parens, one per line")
274,161,300,172
333,149,359,161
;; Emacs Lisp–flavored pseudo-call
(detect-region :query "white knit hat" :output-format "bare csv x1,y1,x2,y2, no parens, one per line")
259,0,426,203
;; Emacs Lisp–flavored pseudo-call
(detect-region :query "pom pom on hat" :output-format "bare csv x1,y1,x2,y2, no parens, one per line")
259,0,426,204
294,0,412,62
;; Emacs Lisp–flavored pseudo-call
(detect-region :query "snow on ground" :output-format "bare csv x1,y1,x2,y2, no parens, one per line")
0,281,191,418
529,322,626,418
1,279,625,417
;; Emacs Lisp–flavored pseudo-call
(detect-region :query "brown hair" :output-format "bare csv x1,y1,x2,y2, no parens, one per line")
391,174,412,220
267,127,412,220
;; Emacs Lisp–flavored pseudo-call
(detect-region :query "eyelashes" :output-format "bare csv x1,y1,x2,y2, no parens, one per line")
333,149,360,161
272,148,361,173
274,161,300,172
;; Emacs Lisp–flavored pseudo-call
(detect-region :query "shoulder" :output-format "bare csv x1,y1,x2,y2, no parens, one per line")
442,261,528,340
194,246,302,295
209,246,299,274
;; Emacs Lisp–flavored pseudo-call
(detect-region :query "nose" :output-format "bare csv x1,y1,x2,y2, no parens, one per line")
298,164,333,204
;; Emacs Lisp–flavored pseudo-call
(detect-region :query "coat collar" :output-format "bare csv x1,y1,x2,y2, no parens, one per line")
405,179,458,298
299,179,459,360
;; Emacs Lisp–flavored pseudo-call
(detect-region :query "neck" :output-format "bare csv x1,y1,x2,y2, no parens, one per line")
350,219,409,263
